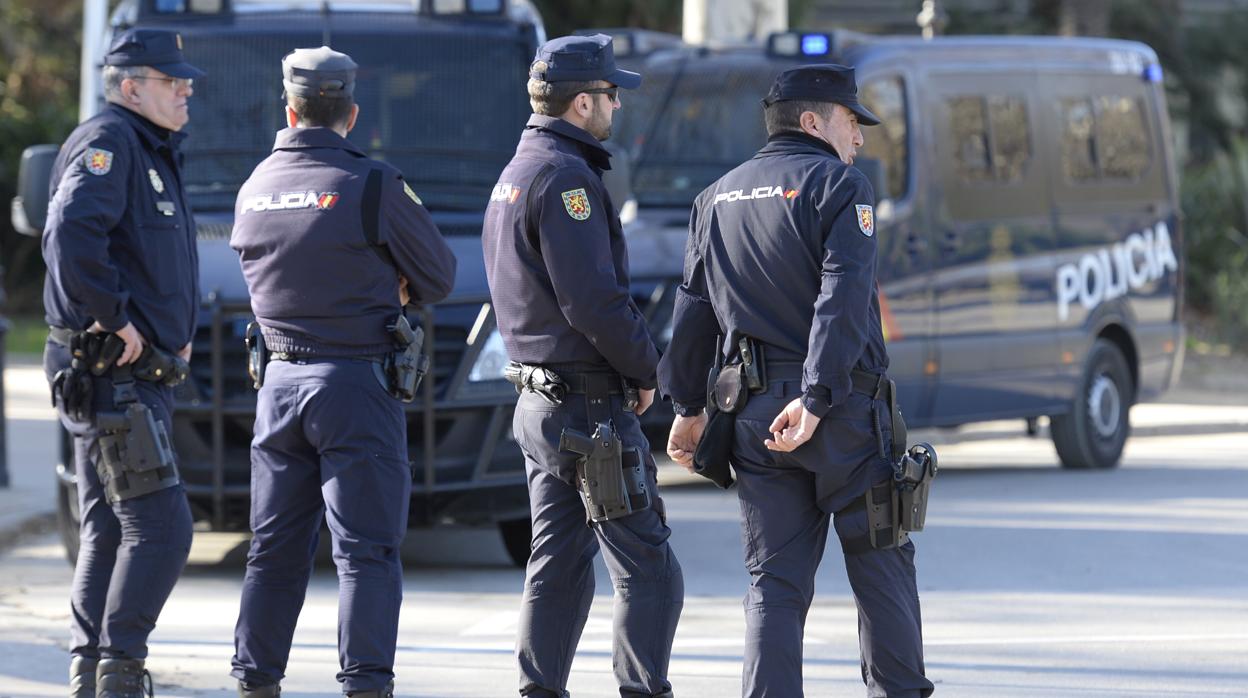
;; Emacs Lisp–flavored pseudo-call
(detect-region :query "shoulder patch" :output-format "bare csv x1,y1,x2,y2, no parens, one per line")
855,204,875,237
561,188,591,221
84,147,113,176
402,180,423,206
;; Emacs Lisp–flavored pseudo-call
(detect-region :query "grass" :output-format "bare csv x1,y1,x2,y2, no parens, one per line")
3,314,49,358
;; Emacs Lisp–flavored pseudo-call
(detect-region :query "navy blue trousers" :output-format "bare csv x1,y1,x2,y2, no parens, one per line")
512,390,684,697
230,359,411,693
731,375,934,698
44,339,193,661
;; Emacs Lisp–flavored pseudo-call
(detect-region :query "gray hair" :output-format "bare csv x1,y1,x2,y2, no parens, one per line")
103,65,148,101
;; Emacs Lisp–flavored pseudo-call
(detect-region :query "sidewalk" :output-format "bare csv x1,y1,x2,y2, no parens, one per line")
1,353,1245,549
0,354,60,548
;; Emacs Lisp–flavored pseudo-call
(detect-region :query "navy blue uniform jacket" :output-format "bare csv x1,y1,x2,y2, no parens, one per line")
230,127,456,355
658,133,889,417
483,115,659,388
42,103,200,353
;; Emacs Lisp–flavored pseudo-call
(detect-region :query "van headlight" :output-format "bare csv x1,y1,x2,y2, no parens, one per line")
468,328,509,382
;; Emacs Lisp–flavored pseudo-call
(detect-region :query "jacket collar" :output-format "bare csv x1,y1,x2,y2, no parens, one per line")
756,131,842,162
271,126,366,157
108,102,185,152
524,114,612,171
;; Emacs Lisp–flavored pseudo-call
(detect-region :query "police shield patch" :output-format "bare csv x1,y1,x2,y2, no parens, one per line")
855,204,875,237
561,188,591,221
84,148,113,176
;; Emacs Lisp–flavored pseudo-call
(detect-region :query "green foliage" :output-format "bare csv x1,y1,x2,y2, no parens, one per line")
0,0,82,313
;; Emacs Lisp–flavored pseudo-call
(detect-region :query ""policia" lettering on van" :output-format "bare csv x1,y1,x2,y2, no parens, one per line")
1055,222,1178,322
712,185,799,205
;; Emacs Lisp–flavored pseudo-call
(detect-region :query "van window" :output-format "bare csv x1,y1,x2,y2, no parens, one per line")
859,76,910,201
946,95,1031,183
1060,96,1151,181
1096,96,1151,179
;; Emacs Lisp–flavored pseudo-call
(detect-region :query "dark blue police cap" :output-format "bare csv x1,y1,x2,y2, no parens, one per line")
762,64,879,126
529,34,641,89
104,28,205,80
282,46,357,99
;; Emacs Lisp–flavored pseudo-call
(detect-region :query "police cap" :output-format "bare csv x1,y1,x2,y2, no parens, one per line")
762,64,880,126
282,46,357,99
104,28,205,80
529,34,641,89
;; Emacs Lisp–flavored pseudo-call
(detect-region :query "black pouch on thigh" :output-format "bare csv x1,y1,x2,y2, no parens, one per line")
95,375,180,502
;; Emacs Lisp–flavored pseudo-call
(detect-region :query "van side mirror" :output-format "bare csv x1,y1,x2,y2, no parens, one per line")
11,144,59,236
602,141,638,225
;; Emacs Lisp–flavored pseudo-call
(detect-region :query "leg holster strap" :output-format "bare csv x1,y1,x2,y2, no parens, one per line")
95,365,181,503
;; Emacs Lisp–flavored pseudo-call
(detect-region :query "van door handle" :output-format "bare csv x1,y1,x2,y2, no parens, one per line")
940,230,959,254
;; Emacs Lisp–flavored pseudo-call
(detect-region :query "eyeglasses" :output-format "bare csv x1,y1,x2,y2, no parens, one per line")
581,87,619,103
131,76,194,90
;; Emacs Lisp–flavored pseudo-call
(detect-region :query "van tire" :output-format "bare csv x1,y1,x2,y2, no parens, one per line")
1051,339,1133,469
56,476,81,566
498,517,532,568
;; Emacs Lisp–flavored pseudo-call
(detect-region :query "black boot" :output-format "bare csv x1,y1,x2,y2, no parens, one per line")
95,657,153,698
238,681,281,697
346,682,394,698
70,656,97,698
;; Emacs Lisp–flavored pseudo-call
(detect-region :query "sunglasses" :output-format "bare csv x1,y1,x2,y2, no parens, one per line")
581,86,619,102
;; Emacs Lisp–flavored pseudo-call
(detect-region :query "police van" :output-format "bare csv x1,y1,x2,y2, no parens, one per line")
611,29,1184,471
12,0,547,564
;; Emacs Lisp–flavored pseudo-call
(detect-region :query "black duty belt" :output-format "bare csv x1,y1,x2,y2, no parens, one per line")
269,352,385,364
761,360,890,400
47,326,80,347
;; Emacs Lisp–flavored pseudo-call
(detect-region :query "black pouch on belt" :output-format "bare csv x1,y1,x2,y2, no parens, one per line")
244,321,267,390
691,359,748,490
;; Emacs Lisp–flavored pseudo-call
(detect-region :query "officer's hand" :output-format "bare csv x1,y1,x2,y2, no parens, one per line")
398,275,411,306
635,388,655,415
91,321,146,366
765,398,821,452
667,412,707,472
178,342,192,362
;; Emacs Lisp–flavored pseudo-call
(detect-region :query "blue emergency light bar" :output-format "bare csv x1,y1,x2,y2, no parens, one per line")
767,31,834,60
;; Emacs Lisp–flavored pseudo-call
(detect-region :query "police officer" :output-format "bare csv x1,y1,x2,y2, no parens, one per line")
658,65,935,697
482,34,684,698
228,47,456,697
41,28,202,698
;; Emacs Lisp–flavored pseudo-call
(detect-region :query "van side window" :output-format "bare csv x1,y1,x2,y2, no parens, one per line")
1061,96,1151,181
947,95,1031,183
859,76,909,201
1097,96,1151,179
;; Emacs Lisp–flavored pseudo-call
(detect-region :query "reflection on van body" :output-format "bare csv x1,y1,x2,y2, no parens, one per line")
616,32,1182,470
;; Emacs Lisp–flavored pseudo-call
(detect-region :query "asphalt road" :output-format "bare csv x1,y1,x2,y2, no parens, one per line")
1,408,1246,697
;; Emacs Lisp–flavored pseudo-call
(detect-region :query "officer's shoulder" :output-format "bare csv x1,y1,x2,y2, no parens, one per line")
67,110,132,150
819,160,873,199
540,161,598,193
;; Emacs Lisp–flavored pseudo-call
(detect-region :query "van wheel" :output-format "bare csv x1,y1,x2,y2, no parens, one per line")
1051,339,1133,469
56,476,81,566
498,518,532,568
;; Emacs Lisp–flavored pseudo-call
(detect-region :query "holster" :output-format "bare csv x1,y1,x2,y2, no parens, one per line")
94,367,180,502
558,373,650,522
504,361,568,405
384,314,428,402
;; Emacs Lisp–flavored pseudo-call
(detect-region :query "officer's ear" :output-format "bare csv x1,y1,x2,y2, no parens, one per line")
285,105,299,128
798,109,823,139
344,103,360,135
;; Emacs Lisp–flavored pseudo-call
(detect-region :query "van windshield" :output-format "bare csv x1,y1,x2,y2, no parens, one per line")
615,57,775,209
180,26,531,214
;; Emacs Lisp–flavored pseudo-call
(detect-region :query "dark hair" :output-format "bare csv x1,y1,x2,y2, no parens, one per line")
527,78,600,117
764,99,837,137
287,93,354,128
